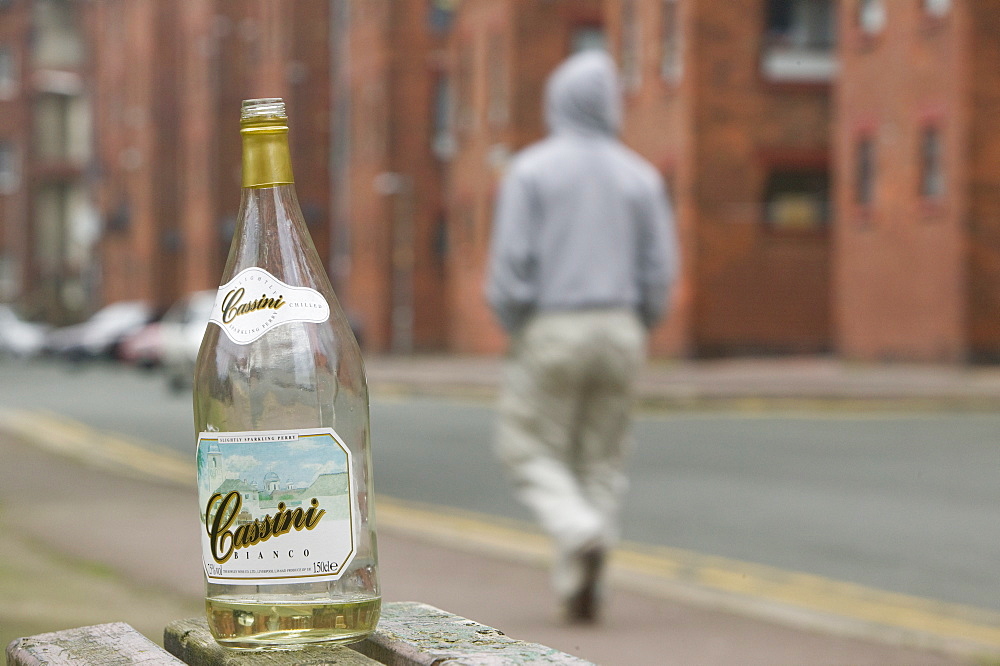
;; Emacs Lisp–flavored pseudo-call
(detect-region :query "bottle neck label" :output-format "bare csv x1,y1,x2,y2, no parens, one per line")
209,267,330,345
241,129,294,188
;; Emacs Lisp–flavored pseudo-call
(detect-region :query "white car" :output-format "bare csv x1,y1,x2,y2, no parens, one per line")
0,304,50,358
44,300,153,361
161,291,216,391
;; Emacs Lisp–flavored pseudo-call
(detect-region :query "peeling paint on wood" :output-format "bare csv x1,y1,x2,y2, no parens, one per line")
6,621,183,665
353,602,595,666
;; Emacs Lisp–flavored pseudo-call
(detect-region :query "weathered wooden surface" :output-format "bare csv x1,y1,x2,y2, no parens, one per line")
164,603,593,665
163,617,381,665
352,602,595,666
10,602,593,665
6,621,183,666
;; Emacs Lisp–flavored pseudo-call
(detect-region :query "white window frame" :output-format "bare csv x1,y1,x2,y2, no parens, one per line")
762,0,838,83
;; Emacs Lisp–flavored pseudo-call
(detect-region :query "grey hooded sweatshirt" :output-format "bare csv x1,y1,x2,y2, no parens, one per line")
486,50,679,334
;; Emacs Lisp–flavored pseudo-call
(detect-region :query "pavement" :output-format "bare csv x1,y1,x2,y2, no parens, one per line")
3,354,1000,665
365,354,1000,410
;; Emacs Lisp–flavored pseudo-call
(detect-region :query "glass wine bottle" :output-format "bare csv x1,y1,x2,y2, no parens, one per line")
193,98,379,650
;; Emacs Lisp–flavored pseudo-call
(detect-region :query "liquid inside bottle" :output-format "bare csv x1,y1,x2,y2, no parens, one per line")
193,98,379,650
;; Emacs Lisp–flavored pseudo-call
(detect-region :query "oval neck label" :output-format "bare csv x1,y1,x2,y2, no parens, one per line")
209,267,330,344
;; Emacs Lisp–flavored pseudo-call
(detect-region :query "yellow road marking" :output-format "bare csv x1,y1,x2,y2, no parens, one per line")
376,497,1000,657
3,407,998,658
0,407,195,485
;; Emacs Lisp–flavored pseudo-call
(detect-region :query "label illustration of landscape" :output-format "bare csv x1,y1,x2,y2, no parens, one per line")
210,266,331,344
196,428,356,585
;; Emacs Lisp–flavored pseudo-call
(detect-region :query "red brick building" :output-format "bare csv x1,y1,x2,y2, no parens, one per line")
338,0,451,352
834,0,1000,362
600,0,836,357
444,0,605,354
4,0,1000,362
0,0,92,323
0,1,33,310
87,0,337,317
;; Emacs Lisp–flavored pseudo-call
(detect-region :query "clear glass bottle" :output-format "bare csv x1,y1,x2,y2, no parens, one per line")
193,98,379,650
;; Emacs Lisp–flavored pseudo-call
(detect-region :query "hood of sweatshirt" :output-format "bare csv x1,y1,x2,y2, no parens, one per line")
544,50,622,138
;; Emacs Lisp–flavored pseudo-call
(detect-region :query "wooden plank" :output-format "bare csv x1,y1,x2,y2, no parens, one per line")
7,603,592,665
162,617,382,665
351,602,596,666
6,622,183,665
164,603,594,665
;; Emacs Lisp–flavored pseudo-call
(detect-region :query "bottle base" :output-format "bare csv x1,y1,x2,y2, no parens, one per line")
206,596,381,650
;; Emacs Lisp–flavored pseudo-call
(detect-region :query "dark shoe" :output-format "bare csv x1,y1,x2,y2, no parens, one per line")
563,546,605,624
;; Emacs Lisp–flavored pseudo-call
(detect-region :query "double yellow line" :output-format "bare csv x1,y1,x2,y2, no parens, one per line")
2,407,999,660
374,496,1000,658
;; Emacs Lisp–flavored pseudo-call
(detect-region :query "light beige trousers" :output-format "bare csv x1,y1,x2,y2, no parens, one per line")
495,309,646,597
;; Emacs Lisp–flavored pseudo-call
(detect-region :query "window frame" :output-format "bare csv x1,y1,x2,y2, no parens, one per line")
619,0,641,91
0,45,17,100
660,0,682,84
761,0,837,84
918,121,946,210
762,166,832,233
922,0,951,19
857,0,887,37
0,141,20,195
854,132,877,215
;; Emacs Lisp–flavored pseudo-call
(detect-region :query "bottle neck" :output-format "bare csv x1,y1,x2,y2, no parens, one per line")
241,125,294,189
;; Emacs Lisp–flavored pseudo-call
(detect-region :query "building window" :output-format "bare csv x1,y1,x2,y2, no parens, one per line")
571,25,605,53
0,46,17,100
923,0,950,18
32,91,89,164
487,33,508,128
455,40,474,134
431,75,455,160
31,0,84,68
620,0,641,90
857,0,887,36
0,141,19,194
855,136,876,208
763,169,830,230
919,126,944,200
762,0,837,82
660,0,682,82
427,0,456,34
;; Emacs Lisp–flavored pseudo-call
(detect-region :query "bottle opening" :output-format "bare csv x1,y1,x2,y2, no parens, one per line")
241,98,287,123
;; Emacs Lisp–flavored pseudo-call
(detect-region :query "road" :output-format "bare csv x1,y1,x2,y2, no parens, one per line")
1,357,998,616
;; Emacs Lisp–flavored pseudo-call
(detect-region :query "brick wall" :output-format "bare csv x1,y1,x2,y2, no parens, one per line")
966,0,1000,361
91,0,335,317
341,0,451,352
0,2,32,310
446,0,606,355
604,0,693,357
833,0,968,361
688,0,833,355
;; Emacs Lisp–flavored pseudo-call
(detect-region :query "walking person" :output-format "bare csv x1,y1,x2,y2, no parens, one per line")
486,50,679,623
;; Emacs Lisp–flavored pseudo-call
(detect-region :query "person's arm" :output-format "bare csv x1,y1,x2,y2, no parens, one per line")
486,168,539,333
636,177,680,329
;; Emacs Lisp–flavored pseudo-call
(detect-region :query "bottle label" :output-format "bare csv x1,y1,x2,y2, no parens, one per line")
196,428,357,585
209,267,330,345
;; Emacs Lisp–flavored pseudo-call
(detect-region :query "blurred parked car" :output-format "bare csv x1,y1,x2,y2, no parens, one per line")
0,304,51,358
44,300,153,361
161,290,215,391
119,321,164,369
